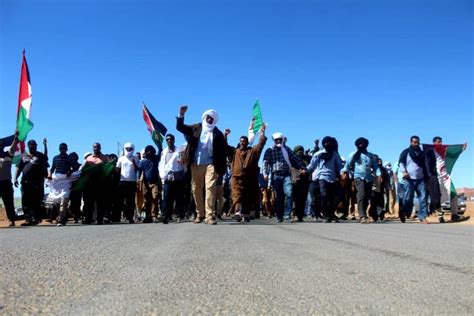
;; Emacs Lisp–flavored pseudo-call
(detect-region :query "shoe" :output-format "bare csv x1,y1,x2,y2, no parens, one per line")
234,212,242,222
400,215,406,223
325,219,332,223
128,219,135,224
205,218,217,225
451,215,470,223
419,218,430,224
162,220,169,224
244,217,250,223
193,217,204,224
439,217,445,224
96,220,104,225
56,223,64,227
8,221,15,227
217,214,222,220
277,218,283,223
359,218,368,224
143,217,153,223
176,218,181,223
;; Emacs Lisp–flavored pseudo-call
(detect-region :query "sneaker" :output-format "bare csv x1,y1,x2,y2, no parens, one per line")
451,215,470,223
360,218,368,224
234,212,242,222
56,223,64,227
8,221,15,227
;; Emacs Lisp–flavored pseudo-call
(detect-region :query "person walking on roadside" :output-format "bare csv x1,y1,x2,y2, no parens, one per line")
398,136,429,224
159,134,186,224
263,132,305,222
224,124,267,222
341,137,380,224
116,142,139,224
48,143,73,226
0,132,19,227
306,136,343,223
176,105,227,225
14,139,49,226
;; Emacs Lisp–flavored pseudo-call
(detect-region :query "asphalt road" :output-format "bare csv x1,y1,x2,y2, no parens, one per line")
1,219,473,315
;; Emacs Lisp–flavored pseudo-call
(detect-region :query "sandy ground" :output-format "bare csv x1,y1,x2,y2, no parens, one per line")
1,201,473,228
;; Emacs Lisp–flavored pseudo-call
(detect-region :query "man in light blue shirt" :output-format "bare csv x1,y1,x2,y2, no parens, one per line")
306,136,343,222
341,137,380,224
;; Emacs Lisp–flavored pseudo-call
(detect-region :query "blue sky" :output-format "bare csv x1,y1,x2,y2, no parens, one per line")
1,0,473,189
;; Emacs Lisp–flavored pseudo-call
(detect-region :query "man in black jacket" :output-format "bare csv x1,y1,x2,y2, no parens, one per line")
176,105,227,225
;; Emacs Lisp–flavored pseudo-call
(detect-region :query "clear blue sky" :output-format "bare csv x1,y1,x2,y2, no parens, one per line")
1,0,473,189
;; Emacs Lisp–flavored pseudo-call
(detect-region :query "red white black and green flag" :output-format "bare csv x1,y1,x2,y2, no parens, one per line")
423,143,465,200
17,51,34,142
142,103,168,150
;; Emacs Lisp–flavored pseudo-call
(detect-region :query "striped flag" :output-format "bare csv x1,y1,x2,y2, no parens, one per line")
142,103,168,150
16,51,34,142
423,143,465,200
248,100,265,145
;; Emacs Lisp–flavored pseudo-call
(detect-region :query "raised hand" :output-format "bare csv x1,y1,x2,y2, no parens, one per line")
179,105,188,116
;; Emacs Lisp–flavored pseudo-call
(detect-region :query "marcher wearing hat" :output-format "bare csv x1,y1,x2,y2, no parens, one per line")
292,144,311,222
176,105,227,225
115,142,139,223
263,132,305,222
341,137,380,224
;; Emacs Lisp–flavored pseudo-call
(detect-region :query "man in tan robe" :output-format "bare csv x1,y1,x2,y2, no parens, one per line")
225,125,267,222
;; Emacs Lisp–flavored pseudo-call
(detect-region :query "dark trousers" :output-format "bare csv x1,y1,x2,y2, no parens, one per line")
293,179,309,220
21,180,44,221
0,180,16,221
355,179,372,219
83,183,107,223
118,181,137,221
162,180,185,220
426,176,441,214
369,190,385,221
319,180,338,220
309,181,322,218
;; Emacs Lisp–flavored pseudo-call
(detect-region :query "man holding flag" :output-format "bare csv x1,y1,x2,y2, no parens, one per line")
424,137,469,223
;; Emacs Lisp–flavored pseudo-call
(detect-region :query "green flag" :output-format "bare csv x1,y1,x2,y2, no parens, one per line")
252,100,263,135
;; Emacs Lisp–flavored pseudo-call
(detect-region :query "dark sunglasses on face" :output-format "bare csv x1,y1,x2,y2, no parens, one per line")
125,147,133,151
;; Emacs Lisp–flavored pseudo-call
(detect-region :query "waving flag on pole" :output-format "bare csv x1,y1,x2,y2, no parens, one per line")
423,143,465,200
16,51,34,142
143,103,168,151
248,99,264,145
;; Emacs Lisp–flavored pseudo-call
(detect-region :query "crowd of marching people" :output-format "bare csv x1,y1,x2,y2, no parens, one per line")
0,105,469,227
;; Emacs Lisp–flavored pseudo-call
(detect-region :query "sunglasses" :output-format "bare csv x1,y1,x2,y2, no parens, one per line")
125,147,133,151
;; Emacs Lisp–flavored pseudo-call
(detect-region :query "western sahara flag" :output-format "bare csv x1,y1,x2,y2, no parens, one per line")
143,104,168,150
248,100,265,145
17,51,34,142
423,143,465,200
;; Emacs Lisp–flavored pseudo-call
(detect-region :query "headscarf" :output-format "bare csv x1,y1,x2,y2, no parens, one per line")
320,136,336,161
200,109,218,156
123,142,135,157
349,137,369,170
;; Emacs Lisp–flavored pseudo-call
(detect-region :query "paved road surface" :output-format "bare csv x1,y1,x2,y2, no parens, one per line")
1,219,473,314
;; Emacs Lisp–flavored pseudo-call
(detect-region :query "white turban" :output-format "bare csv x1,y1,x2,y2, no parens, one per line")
272,132,284,140
200,109,219,156
201,109,219,125
123,142,135,157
